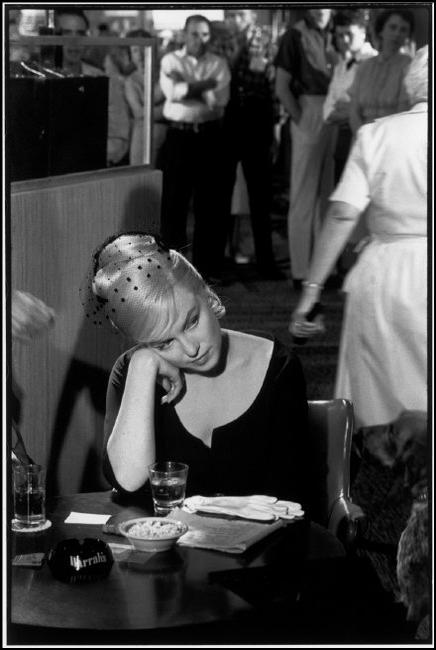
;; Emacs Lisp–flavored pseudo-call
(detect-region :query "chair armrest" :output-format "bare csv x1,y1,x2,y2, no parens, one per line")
328,497,367,549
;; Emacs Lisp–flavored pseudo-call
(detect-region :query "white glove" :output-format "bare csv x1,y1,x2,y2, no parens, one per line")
183,495,304,521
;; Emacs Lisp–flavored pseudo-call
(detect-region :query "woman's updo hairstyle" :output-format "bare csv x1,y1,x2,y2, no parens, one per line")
79,231,225,342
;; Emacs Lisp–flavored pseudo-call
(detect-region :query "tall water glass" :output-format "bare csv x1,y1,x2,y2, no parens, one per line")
148,461,189,516
13,464,46,530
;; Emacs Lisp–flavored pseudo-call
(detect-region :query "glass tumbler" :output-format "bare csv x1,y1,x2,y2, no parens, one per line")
13,464,46,530
148,461,189,516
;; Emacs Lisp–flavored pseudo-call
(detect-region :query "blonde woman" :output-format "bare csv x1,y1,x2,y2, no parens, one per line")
81,232,309,504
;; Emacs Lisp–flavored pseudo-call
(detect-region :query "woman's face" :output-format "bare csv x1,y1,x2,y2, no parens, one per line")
379,14,411,53
147,285,223,373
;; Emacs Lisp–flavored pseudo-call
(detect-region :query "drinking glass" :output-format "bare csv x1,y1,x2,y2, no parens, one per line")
148,462,189,516
13,464,46,530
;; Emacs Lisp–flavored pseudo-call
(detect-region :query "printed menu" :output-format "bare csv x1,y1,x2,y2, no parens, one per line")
167,508,285,553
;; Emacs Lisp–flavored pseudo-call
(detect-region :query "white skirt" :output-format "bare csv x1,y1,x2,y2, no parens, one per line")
334,236,427,428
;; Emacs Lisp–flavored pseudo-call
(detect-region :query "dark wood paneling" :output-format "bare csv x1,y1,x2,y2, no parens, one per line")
11,166,162,495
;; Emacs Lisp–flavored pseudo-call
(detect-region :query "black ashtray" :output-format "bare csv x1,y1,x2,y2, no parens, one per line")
47,538,114,584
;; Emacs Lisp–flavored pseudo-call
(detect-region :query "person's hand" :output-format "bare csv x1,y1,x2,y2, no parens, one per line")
288,285,325,339
335,98,349,113
167,70,185,83
201,77,217,91
289,310,324,339
12,290,55,342
131,346,184,405
330,98,350,123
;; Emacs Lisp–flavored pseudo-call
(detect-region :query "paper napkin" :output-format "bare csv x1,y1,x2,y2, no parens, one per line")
64,512,112,525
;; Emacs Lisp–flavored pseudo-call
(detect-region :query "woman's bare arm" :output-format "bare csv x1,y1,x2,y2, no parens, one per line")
106,348,183,491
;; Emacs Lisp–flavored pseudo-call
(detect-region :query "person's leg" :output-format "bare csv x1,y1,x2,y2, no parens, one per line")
220,112,241,264
153,120,169,170
160,129,194,250
229,163,251,262
191,125,228,278
241,121,275,271
313,121,336,241
237,102,285,278
288,96,332,283
333,124,352,185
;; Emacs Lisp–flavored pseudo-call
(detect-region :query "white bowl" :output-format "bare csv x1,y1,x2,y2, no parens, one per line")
118,517,188,553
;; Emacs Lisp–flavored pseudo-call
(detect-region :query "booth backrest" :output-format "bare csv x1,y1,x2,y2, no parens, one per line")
11,166,162,495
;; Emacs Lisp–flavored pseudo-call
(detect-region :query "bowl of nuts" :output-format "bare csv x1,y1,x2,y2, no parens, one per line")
118,517,188,553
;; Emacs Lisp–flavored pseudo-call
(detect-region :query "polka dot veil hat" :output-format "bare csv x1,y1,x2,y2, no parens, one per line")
79,233,175,337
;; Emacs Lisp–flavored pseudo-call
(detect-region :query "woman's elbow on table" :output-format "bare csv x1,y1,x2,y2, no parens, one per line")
111,465,149,493
106,445,151,493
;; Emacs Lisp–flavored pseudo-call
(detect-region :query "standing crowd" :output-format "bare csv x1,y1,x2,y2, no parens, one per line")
11,6,427,454
156,7,418,286
12,7,420,289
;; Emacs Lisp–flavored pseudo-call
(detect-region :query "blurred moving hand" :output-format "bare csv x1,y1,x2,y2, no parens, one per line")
12,290,55,342
289,284,325,339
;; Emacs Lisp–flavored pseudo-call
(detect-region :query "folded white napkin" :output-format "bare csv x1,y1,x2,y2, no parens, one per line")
183,495,304,522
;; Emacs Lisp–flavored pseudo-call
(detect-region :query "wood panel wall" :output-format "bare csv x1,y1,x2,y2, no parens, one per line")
10,166,162,495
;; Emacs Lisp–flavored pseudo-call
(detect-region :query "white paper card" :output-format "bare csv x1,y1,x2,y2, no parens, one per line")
64,512,112,524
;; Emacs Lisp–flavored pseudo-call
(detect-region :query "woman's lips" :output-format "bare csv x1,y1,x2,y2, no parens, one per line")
192,349,210,365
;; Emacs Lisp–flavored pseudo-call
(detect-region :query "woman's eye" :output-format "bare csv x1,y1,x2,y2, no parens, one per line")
188,315,199,329
155,340,172,351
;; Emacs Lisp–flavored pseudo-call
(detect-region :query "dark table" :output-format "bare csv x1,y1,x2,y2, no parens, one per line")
8,491,415,645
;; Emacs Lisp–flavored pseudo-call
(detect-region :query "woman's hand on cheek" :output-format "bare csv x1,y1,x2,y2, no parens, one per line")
130,346,184,404
152,353,184,405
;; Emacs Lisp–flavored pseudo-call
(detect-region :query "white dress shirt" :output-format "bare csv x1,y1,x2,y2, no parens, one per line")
160,46,230,123
323,42,376,123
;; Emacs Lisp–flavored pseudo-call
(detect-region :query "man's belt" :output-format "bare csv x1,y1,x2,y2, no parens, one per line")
168,120,221,133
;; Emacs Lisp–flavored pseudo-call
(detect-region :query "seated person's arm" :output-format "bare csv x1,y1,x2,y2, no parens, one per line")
104,347,182,493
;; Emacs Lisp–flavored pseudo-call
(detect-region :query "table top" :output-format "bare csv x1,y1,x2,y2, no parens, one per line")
9,491,416,645
9,491,345,633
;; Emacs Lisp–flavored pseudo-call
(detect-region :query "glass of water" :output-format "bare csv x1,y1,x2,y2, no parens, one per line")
13,463,46,530
148,461,189,516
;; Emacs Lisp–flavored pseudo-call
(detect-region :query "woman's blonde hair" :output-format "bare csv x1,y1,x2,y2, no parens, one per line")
80,231,225,342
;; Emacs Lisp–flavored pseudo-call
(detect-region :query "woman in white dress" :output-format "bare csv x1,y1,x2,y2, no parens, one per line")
289,46,428,429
